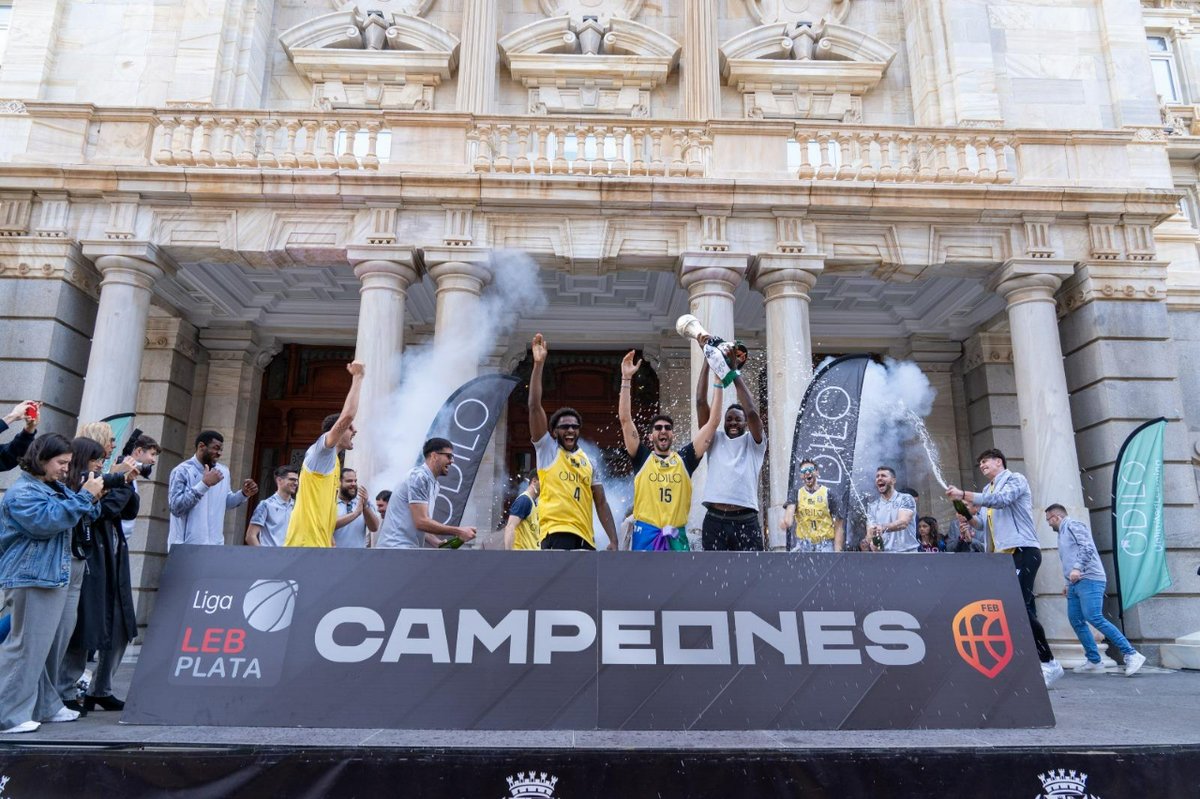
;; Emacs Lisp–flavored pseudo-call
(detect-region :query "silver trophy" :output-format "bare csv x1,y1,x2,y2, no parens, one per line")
675,314,745,387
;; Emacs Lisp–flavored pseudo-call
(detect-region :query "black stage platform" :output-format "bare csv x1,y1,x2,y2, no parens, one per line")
1,666,1197,798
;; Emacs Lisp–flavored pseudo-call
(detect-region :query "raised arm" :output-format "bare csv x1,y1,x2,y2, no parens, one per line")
618,350,641,456
732,373,764,444
324,360,365,450
694,358,711,426
691,382,723,458
528,333,549,442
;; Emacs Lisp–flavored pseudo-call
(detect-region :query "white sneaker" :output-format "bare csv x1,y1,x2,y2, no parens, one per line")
44,706,79,723
1042,660,1065,687
1124,651,1147,677
1073,661,1106,674
0,720,41,734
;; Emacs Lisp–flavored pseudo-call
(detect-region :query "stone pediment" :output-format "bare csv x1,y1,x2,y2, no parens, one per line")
280,10,459,110
499,16,680,116
721,21,895,121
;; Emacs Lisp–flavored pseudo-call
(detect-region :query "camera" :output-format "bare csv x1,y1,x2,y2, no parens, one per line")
92,471,126,490
138,462,153,478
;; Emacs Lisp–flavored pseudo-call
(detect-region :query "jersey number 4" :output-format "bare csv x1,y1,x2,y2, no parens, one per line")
659,487,673,503
573,486,581,501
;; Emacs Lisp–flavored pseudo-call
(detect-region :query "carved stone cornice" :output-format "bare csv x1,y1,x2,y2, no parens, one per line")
0,238,100,299
1058,260,1169,313
961,332,1014,374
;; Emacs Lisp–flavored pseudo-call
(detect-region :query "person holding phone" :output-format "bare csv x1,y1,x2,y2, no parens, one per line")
0,434,104,733
0,401,40,473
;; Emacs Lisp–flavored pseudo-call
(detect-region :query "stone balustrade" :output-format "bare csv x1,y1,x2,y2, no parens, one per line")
468,119,709,177
153,111,390,170
791,125,1016,184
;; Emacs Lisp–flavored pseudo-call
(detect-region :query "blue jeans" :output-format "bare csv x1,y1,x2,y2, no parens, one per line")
1067,578,1135,663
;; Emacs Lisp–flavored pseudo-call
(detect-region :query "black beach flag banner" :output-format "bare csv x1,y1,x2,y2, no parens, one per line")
786,355,871,550
423,373,520,527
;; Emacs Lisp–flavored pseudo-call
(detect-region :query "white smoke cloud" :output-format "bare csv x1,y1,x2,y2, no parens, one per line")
370,250,547,493
850,358,940,499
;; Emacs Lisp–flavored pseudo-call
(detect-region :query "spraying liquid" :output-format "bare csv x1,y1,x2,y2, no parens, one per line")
902,406,948,490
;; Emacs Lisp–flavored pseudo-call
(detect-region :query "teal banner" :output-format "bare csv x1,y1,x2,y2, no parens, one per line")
1111,418,1172,610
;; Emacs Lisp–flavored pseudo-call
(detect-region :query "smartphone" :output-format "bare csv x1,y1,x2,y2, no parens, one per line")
24,402,38,422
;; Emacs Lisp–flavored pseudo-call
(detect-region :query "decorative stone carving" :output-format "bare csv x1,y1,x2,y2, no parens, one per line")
33,195,70,239
280,10,460,110
1088,217,1123,260
961,332,1013,373
327,0,437,16
0,194,33,237
1058,261,1169,312
443,205,474,247
1023,216,1057,259
538,0,645,24
700,210,730,252
0,100,28,115
499,16,680,116
745,0,850,26
720,20,895,120
105,198,140,241
775,214,807,253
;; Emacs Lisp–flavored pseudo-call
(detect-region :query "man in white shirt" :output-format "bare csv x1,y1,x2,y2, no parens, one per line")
245,465,298,547
332,468,379,548
168,430,258,547
693,351,767,552
863,466,918,552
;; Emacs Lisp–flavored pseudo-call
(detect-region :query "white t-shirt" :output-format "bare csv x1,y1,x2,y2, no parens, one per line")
701,429,767,510
333,496,368,548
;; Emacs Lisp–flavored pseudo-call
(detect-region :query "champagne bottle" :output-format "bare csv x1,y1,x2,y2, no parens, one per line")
439,536,464,549
952,499,973,521
702,337,740,388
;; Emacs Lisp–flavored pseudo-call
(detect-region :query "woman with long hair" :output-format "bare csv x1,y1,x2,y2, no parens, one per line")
58,438,139,712
0,434,102,733
917,516,941,553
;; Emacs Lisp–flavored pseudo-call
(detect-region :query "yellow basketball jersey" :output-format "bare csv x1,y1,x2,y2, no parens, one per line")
794,485,835,543
537,446,595,547
512,492,542,551
632,450,691,530
284,465,340,547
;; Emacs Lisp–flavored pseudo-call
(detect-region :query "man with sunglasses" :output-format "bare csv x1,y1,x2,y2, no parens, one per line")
618,351,722,551
375,437,477,549
528,333,619,551
781,459,845,552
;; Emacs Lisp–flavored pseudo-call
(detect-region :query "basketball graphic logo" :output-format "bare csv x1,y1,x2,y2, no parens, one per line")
243,579,299,633
952,599,1013,679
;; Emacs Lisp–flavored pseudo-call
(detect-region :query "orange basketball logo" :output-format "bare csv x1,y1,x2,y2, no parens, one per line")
952,600,1013,679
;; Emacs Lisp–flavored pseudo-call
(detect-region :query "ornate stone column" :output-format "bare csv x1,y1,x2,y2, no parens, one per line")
682,0,721,120
425,247,502,534
990,258,1086,650
198,326,279,544
456,0,499,114
347,245,421,488
679,251,750,534
77,242,169,424
750,253,822,549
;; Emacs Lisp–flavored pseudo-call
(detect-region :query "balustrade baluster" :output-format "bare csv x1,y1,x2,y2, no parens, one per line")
258,119,281,168
914,134,935,181
236,119,259,167
299,121,320,168
648,128,666,176
572,124,590,174
337,121,360,169
533,125,551,174
550,124,569,174
630,127,647,175
815,132,835,179
363,122,382,170
176,117,198,166
514,124,532,173
835,131,856,180
685,130,705,177
612,126,629,174
973,136,995,183
196,117,217,166
668,129,687,176
855,132,876,180
494,124,514,173
934,135,953,182
470,124,493,172
155,117,179,165
896,134,915,182
953,135,973,182
280,120,301,168
992,137,1014,184
795,130,815,180
319,120,341,168
215,117,236,166
877,133,898,181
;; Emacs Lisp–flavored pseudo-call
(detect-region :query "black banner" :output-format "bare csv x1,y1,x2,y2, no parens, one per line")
786,355,871,550
124,547,1052,730
424,373,519,526
1,745,1197,798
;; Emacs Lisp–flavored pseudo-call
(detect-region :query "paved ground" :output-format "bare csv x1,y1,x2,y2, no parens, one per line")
11,652,1199,751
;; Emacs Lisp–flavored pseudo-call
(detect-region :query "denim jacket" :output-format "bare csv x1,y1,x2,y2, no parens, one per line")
0,471,100,589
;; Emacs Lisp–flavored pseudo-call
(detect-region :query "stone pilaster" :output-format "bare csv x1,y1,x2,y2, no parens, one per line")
1059,258,1200,655
682,0,721,121
750,253,822,550
347,245,421,490
899,0,1003,126
129,310,201,634
198,326,278,544
76,242,171,425
456,0,499,114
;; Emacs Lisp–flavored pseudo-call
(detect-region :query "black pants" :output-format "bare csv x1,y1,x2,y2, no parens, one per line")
701,508,763,551
1012,546,1054,663
540,532,595,551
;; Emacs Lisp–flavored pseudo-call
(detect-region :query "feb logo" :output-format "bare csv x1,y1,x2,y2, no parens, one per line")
952,599,1013,679
243,579,299,632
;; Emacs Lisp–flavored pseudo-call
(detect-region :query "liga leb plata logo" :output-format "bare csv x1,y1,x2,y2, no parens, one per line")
504,771,559,799
1036,768,1101,799
952,599,1013,679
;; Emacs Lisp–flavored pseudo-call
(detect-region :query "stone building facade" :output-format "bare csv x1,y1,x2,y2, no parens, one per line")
0,0,1197,664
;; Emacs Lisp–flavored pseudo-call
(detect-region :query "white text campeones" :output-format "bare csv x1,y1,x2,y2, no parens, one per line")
314,608,926,666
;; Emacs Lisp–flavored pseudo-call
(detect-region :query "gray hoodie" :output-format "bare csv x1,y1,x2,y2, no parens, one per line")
1056,515,1106,583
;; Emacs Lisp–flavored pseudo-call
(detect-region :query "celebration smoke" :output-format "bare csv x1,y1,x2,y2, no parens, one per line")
850,358,939,498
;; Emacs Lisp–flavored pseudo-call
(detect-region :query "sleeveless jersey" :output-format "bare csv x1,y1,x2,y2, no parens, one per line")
511,492,542,551
794,485,835,544
285,441,341,548
632,449,692,530
537,446,595,547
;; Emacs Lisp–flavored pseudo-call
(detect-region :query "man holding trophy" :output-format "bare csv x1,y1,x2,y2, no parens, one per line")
677,315,768,552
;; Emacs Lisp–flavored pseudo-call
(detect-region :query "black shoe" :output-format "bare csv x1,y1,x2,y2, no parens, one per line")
82,694,124,712
62,699,88,717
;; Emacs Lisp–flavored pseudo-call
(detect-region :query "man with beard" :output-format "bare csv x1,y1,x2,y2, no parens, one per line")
332,468,380,548
694,350,767,551
781,458,845,552
286,361,364,547
863,466,918,553
528,333,618,551
167,430,258,547
618,350,721,551
376,438,477,549
245,466,298,547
